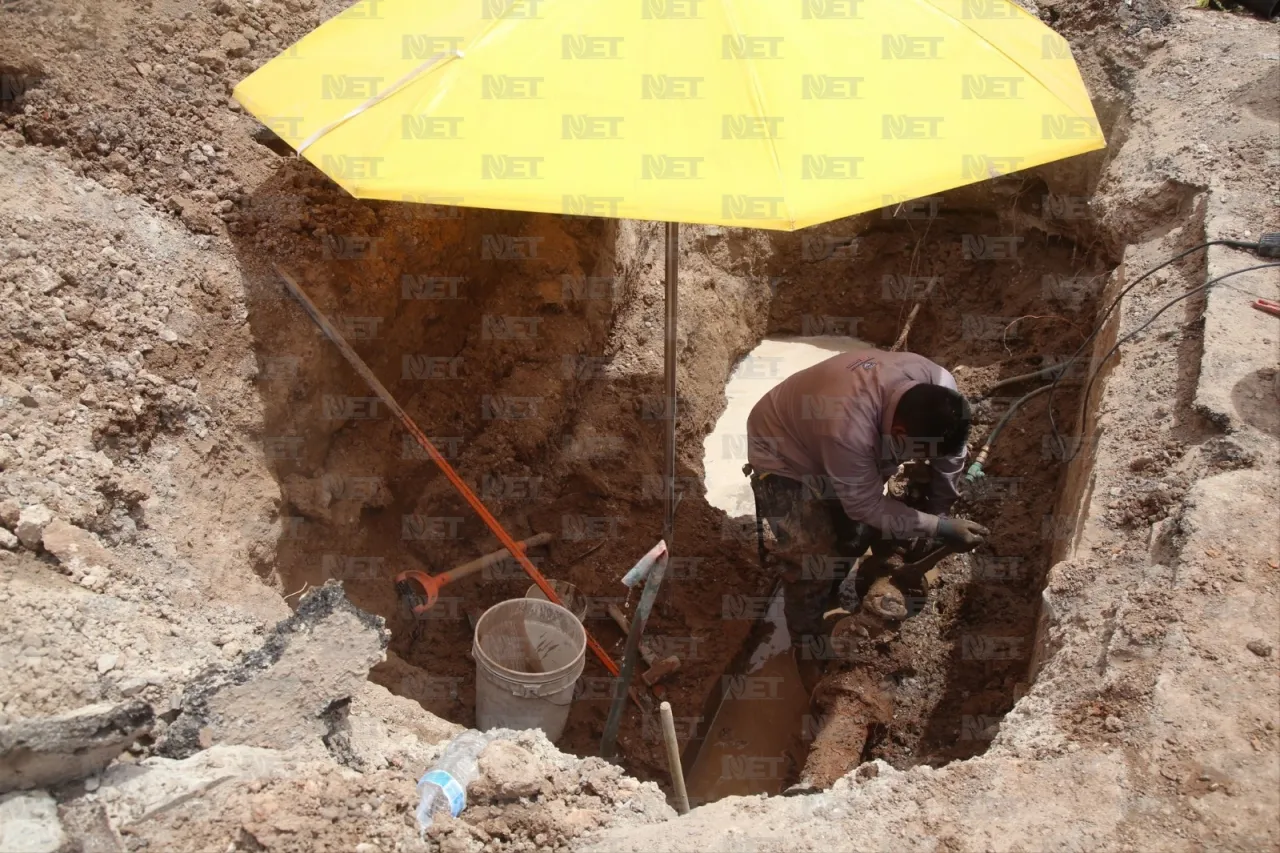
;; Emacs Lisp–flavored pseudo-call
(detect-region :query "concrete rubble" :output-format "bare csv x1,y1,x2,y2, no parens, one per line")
158,581,390,760
0,790,66,853
0,699,154,793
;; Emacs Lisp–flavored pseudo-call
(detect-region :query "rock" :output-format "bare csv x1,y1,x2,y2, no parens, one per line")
0,528,17,550
472,740,543,800
170,195,218,234
156,582,389,759
1,377,38,408
41,518,113,574
103,470,151,506
220,31,251,57
15,505,54,550
195,48,226,70
1103,715,1125,733
97,653,118,675
0,699,155,793
0,498,18,529
0,790,65,853
345,678,462,773
1247,640,1273,658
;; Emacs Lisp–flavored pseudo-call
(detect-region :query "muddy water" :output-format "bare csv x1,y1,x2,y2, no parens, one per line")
702,336,871,518
688,337,869,803
683,586,811,804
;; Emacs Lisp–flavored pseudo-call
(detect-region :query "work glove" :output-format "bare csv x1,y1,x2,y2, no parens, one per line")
936,518,989,551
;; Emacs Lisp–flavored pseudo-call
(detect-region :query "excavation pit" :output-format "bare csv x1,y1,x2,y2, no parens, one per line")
234,163,1113,803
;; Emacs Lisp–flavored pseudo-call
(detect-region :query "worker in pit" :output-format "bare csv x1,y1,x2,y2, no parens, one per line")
743,349,987,693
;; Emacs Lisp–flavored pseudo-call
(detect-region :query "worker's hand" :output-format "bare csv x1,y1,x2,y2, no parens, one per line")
936,518,989,551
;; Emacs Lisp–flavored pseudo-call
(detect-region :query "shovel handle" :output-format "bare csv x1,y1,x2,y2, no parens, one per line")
441,532,553,584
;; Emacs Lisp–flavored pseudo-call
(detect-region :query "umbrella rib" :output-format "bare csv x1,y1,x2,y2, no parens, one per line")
916,0,1084,117
295,50,465,154
718,0,794,229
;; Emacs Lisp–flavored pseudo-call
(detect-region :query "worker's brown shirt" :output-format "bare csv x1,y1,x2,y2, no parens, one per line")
746,349,964,539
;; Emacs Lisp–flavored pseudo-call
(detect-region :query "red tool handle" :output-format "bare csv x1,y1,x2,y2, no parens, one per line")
1252,299,1280,318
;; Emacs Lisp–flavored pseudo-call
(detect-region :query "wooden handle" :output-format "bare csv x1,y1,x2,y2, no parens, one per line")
660,702,691,814
442,532,553,584
607,603,658,666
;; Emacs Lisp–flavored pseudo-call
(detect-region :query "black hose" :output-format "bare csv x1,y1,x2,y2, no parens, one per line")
1046,238,1266,445
1080,262,1280,420
965,383,1056,482
985,383,1053,452
985,363,1066,396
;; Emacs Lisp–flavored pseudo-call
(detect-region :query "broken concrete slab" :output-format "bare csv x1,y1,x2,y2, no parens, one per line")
0,790,66,853
1194,186,1280,444
342,680,462,774
156,581,389,760
0,699,154,793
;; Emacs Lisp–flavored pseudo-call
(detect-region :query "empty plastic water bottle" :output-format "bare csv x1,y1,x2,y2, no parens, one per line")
415,730,491,830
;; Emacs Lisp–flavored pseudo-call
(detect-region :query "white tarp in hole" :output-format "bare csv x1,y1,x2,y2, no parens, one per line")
702,336,871,519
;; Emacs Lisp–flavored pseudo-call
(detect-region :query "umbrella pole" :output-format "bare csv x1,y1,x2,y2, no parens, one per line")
662,221,679,545
597,222,679,761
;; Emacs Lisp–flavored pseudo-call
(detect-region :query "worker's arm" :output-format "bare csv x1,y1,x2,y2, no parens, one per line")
923,450,965,517
922,367,966,517
818,433,939,540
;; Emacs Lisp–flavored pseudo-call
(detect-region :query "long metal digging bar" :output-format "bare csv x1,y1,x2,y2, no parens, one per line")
601,544,668,759
275,264,620,677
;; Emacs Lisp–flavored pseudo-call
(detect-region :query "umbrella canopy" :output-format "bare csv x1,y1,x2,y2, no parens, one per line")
233,0,1103,230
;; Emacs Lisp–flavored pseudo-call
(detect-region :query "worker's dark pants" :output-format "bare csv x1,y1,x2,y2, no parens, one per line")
747,470,877,644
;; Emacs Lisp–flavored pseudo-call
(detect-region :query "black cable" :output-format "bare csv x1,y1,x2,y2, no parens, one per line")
986,383,1055,449
1078,262,1280,426
984,363,1066,396
1044,238,1265,452
965,383,1060,482
973,256,1276,477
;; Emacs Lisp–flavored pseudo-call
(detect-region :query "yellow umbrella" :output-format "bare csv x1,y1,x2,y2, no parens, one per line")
234,0,1104,756
235,0,1102,230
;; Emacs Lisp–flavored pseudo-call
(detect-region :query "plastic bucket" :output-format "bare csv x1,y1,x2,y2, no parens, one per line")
525,580,587,622
473,598,586,742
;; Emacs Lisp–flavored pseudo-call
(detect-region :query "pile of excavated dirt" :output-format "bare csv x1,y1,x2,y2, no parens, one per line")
2,0,1278,850
108,729,674,853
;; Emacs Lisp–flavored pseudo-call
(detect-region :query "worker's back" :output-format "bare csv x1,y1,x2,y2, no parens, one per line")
746,348,954,483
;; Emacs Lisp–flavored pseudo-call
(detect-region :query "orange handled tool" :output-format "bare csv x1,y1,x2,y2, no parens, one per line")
276,264,620,676
397,532,553,615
